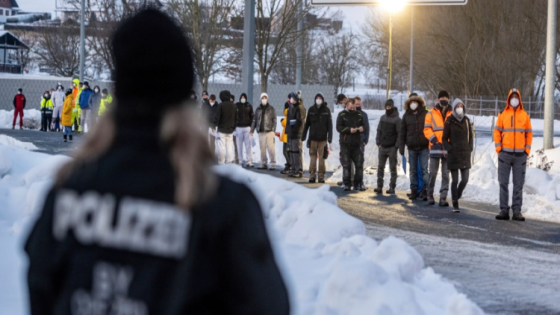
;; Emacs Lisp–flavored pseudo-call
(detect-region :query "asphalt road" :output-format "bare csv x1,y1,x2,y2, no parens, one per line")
3,128,560,314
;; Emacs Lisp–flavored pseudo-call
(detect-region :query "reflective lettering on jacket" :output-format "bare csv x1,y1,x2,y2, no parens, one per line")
53,190,191,259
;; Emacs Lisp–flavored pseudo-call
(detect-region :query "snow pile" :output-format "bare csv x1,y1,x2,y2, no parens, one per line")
0,139,482,315
0,134,38,150
215,164,483,315
0,109,42,130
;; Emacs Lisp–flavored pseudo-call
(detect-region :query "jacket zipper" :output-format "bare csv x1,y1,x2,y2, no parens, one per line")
513,109,516,153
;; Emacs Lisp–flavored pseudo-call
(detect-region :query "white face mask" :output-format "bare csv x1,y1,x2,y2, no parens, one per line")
290,98,296,104
510,98,520,107
95,89,99,93
455,107,464,115
316,99,323,105
410,102,418,111
262,99,268,105
241,99,246,104
18,91,21,94
210,102,215,106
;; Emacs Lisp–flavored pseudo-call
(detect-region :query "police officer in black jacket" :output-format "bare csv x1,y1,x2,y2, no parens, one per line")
374,99,401,194
336,98,366,191
25,9,289,315
302,93,332,183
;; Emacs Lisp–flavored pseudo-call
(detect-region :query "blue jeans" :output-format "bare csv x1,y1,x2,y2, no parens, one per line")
409,149,429,192
63,126,73,136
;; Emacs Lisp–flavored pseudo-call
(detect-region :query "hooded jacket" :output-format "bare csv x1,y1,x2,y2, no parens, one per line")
61,93,74,127
88,86,103,115
213,90,238,134
251,102,277,134
79,86,94,110
424,102,452,158
493,89,533,155
399,95,429,154
442,99,473,170
40,95,54,114
376,105,401,148
286,93,306,139
336,110,364,147
302,94,333,143
236,93,254,127
99,93,113,116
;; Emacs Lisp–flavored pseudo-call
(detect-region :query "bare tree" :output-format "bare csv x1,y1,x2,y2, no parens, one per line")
269,30,320,85
34,23,84,77
254,0,326,92
316,32,359,100
168,0,238,90
10,30,38,71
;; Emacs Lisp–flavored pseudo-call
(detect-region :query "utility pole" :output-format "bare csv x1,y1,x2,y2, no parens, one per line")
79,0,85,82
241,0,256,103
296,0,304,92
544,0,557,150
409,7,414,95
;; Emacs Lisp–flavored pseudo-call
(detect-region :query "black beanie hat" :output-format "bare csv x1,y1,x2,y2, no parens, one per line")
438,90,450,99
112,9,194,111
385,99,395,107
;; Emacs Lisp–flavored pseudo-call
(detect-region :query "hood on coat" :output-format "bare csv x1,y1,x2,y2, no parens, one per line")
72,78,80,87
404,95,426,111
240,93,248,101
506,88,524,110
219,90,231,102
93,86,101,94
314,93,324,103
451,98,466,121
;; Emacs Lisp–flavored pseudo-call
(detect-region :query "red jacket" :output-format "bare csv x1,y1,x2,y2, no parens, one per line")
13,94,26,109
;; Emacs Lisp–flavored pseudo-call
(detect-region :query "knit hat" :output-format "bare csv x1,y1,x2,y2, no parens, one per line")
261,92,269,99
112,9,194,115
385,99,395,107
289,92,299,103
438,90,450,99
202,90,208,96
83,81,89,87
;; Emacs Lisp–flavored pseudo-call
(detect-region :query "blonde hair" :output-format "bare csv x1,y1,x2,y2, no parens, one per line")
55,104,217,210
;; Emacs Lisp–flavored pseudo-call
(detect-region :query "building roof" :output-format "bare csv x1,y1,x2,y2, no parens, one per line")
10,0,19,9
0,31,29,49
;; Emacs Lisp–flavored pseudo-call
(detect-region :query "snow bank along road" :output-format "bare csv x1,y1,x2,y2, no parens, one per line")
254,169,560,315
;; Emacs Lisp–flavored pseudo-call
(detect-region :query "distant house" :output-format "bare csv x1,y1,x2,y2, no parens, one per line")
56,0,164,23
0,0,21,23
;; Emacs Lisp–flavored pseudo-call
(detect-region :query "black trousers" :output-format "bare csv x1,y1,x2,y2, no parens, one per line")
41,113,52,131
450,168,469,201
283,142,290,170
341,145,364,187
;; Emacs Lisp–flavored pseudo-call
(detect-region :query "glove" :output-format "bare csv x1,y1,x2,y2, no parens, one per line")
306,139,311,148
430,137,438,145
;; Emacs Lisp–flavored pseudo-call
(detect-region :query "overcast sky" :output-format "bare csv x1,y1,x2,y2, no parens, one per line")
19,0,374,33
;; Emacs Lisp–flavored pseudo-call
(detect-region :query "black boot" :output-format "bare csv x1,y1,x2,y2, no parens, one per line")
439,198,449,207
309,178,316,183
386,187,396,194
373,187,383,194
357,184,367,191
337,181,344,186
427,193,435,205
452,200,460,213
408,190,418,200
343,185,351,191
63,135,67,142
318,178,325,183
69,135,73,142
419,189,428,201
512,212,525,221
495,211,510,220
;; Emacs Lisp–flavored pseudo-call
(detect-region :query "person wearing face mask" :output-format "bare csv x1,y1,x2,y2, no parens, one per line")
40,91,54,132
400,93,429,200
98,88,113,117
337,98,365,191
61,88,74,142
51,84,65,132
87,86,103,128
12,88,26,130
236,93,254,167
493,89,533,221
302,93,332,183
442,99,473,213
78,81,94,133
285,92,306,177
424,90,452,206
251,93,277,169
202,90,210,106
374,99,401,194
204,94,219,155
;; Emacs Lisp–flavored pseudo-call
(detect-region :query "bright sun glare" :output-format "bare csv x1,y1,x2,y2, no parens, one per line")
379,0,407,12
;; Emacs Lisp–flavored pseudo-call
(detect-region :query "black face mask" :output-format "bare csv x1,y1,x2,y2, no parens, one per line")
356,106,362,111
440,100,449,107
386,107,394,115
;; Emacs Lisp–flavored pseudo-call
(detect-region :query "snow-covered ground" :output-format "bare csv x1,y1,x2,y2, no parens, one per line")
0,135,483,315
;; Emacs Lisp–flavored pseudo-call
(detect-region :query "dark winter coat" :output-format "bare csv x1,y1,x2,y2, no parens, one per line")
376,108,401,148
443,114,474,170
13,94,26,109
236,94,254,128
251,103,276,133
302,103,333,143
24,129,290,315
88,86,103,117
336,110,365,147
203,101,219,126
78,87,93,110
358,108,370,145
399,96,430,155
213,91,238,134
286,101,306,139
